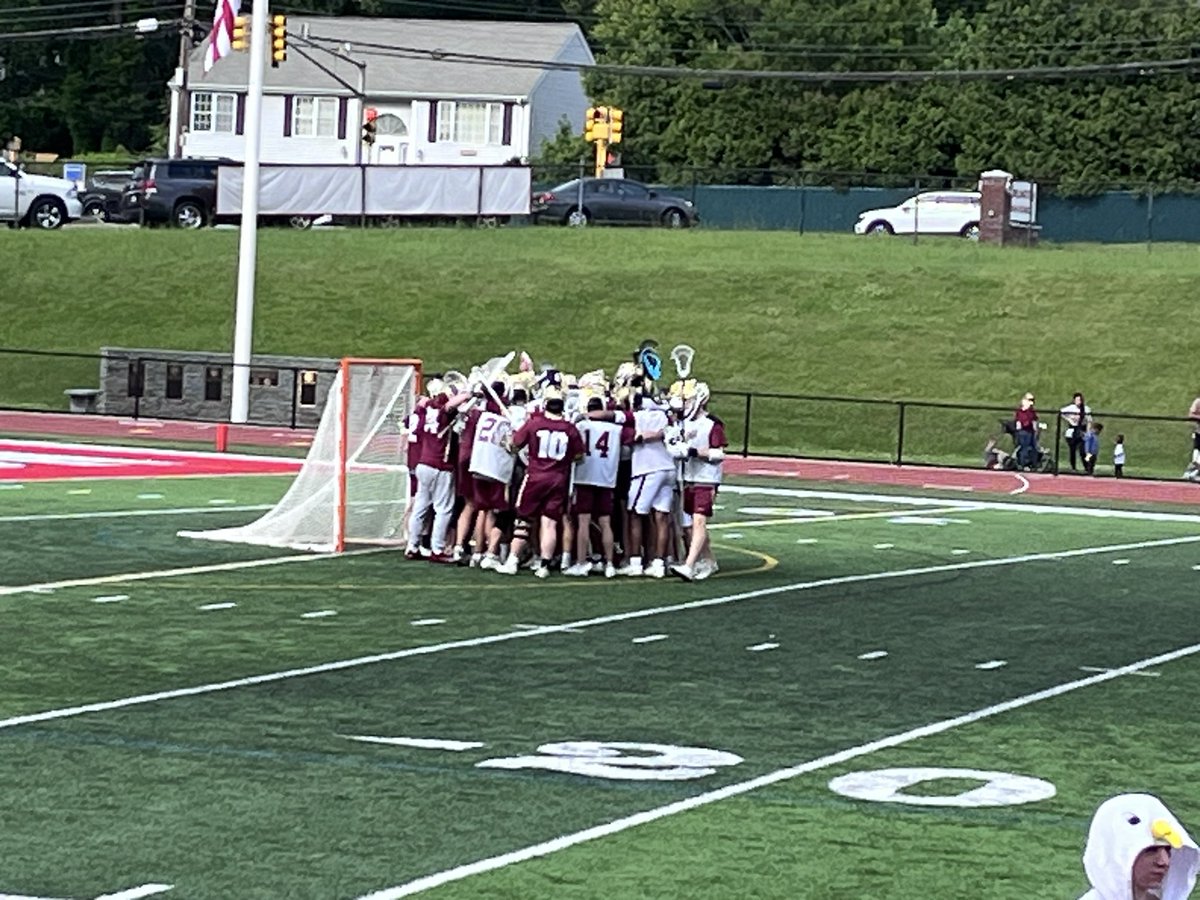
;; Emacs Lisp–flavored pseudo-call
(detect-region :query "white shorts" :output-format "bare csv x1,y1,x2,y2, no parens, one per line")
628,469,675,515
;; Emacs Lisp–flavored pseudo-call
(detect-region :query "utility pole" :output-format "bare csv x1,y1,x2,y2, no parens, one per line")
172,0,197,158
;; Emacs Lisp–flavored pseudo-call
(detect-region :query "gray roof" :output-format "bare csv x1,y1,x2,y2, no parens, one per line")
188,17,592,99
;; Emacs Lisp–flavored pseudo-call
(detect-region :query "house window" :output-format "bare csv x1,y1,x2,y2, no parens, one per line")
205,366,223,402
166,364,184,400
299,370,318,406
191,92,237,133
436,101,505,145
292,96,339,137
126,360,145,398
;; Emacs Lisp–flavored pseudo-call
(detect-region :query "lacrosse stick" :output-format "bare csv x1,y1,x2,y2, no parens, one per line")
670,344,696,379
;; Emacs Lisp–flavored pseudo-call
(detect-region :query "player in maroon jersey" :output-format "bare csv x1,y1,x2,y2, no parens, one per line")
404,379,472,563
495,385,584,578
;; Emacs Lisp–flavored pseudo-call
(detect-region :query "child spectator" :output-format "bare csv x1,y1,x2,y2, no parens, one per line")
1113,433,1126,478
1083,421,1104,475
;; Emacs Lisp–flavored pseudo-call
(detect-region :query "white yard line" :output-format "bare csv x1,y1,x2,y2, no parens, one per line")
718,484,1200,523
356,641,1200,899
0,547,387,598
710,505,973,530
0,505,271,524
3,533,1200,732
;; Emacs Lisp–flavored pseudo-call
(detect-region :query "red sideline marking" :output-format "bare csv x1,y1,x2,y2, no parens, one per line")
725,457,1200,507
0,440,302,481
0,410,313,449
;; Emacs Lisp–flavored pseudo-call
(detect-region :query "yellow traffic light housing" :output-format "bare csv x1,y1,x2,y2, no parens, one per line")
584,106,610,143
270,14,287,68
608,107,624,144
231,15,249,52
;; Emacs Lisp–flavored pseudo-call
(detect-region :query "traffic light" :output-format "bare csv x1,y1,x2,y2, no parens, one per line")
583,106,609,143
231,15,249,52
608,107,624,144
270,14,287,68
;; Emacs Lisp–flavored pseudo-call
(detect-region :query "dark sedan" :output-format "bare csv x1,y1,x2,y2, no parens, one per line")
79,169,135,221
531,177,699,228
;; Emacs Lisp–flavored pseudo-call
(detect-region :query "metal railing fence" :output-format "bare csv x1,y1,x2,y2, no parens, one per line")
1,347,1194,483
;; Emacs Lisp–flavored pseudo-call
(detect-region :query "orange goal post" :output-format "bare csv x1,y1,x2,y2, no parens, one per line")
180,357,423,553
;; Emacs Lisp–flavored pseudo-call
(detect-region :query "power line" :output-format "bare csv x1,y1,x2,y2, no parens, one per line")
305,32,1200,84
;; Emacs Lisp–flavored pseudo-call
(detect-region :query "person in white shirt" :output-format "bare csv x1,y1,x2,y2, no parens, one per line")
1060,392,1093,473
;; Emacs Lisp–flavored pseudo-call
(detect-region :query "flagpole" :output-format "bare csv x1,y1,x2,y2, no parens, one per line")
230,0,268,424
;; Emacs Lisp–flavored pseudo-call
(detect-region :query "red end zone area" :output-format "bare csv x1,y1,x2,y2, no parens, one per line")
0,440,303,481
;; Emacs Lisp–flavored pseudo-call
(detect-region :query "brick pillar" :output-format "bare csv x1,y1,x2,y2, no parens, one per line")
978,169,1013,245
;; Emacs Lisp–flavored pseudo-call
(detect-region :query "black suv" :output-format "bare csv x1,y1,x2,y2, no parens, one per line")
121,158,228,229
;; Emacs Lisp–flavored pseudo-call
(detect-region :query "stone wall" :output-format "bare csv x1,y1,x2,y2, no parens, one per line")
98,347,340,428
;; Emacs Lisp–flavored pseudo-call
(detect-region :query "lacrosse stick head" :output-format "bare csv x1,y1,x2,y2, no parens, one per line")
670,344,696,379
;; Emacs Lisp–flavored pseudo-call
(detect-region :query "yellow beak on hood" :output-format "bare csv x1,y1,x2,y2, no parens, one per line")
1154,818,1185,849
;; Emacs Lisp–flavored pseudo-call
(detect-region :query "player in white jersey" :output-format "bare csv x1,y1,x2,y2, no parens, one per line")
587,394,675,578
564,395,632,577
669,382,727,581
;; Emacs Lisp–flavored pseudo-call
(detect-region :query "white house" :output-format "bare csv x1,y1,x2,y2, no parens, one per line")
171,17,593,165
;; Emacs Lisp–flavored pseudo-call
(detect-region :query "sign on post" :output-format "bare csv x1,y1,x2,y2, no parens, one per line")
62,162,87,188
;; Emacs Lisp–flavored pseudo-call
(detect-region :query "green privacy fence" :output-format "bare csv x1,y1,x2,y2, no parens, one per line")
533,164,1200,243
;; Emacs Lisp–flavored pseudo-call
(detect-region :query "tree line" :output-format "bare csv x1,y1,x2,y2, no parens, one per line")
2,0,1197,192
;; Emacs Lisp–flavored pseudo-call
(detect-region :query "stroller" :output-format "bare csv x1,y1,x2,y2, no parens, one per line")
985,419,1055,473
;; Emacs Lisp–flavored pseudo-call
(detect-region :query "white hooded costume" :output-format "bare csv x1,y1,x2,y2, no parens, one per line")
1081,793,1200,900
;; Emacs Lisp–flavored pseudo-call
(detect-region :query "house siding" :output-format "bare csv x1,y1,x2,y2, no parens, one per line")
528,30,592,157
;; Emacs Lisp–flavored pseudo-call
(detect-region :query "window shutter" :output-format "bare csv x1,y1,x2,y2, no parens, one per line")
283,95,293,137
337,97,348,140
235,94,246,135
427,101,438,143
502,102,514,146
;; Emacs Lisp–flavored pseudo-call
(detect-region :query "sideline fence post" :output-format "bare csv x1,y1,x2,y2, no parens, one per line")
741,393,752,457
798,170,806,235
1146,185,1154,253
895,402,906,465
1053,411,1062,475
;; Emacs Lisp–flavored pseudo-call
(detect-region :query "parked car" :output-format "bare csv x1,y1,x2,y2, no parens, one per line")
79,169,135,221
854,190,981,239
121,158,231,229
0,160,84,229
531,177,699,228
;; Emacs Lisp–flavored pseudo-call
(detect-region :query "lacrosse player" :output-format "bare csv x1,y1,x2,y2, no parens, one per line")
669,382,726,581
404,378,472,563
495,385,584,578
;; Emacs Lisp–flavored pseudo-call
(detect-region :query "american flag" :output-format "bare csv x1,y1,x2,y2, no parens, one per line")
203,0,241,74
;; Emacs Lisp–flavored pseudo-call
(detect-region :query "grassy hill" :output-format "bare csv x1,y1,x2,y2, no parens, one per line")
3,228,1198,473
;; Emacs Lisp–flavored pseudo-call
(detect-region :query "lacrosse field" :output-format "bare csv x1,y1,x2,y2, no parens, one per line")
2,459,1199,900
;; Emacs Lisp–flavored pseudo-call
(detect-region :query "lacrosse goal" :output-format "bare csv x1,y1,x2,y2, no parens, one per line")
180,357,423,553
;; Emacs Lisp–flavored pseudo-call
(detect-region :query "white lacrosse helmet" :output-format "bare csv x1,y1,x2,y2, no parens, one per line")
425,377,446,398
684,381,711,420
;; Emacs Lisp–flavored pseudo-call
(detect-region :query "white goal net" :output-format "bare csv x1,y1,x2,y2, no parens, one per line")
180,358,422,553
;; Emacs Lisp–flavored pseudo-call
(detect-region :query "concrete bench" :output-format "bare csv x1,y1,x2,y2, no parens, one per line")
64,388,100,414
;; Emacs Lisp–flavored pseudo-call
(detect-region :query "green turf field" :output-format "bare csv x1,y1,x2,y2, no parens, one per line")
2,472,1199,899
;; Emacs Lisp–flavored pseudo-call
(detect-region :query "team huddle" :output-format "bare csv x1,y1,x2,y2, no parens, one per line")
400,343,727,582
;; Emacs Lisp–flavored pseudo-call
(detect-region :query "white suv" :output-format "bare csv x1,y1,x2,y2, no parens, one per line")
0,160,84,229
854,190,981,239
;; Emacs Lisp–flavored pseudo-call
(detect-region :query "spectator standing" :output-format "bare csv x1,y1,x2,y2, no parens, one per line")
1083,422,1104,475
1060,391,1093,472
1186,393,1200,482
1013,392,1039,470
1113,433,1126,478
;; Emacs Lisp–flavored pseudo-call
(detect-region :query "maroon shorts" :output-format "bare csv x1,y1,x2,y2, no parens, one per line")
572,484,614,518
515,473,569,521
684,484,717,517
472,475,508,512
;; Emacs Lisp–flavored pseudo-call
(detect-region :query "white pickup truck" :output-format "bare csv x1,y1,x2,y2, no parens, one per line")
0,160,84,229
